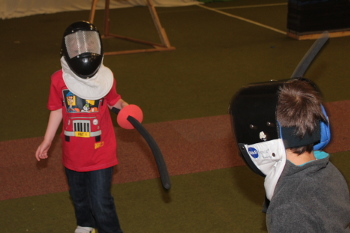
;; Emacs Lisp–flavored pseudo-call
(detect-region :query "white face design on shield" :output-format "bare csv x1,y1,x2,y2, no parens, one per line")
65,31,101,58
244,139,287,200
259,131,267,141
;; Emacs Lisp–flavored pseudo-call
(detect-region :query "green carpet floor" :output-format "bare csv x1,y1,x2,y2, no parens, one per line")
1,0,350,141
1,151,349,233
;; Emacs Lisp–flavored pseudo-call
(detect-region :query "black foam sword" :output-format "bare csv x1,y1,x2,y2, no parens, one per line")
290,31,329,79
111,107,171,190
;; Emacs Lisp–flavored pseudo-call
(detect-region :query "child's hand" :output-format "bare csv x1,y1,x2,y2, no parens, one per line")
35,141,52,161
110,99,128,110
120,100,129,108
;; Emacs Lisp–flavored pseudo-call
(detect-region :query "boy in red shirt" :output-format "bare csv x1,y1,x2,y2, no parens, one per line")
35,21,126,233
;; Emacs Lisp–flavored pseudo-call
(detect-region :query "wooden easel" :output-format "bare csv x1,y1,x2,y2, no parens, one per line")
89,0,176,55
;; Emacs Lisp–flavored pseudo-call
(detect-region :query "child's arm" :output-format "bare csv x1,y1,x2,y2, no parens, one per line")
109,98,129,109
35,108,63,161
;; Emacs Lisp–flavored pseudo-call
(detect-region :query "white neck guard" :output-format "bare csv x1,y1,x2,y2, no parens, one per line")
61,57,114,100
244,139,287,200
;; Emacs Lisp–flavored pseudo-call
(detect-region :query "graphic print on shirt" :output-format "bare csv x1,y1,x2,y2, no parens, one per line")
62,90,103,142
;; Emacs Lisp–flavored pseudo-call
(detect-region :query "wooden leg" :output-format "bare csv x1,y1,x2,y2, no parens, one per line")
103,0,111,37
91,0,175,55
89,0,99,23
146,0,171,48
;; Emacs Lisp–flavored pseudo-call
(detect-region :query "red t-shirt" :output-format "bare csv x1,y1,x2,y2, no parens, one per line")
47,70,121,172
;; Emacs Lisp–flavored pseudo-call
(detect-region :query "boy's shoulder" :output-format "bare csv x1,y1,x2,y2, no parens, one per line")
50,70,65,86
49,70,67,91
51,69,63,80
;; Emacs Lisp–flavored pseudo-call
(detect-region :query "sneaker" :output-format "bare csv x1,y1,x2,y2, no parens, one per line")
75,226,95,233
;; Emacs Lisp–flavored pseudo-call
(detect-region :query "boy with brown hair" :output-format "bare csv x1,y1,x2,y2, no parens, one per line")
265,78,350,232
230,78,350,232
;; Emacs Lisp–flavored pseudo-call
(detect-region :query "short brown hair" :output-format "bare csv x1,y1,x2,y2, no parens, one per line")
276,79,326,154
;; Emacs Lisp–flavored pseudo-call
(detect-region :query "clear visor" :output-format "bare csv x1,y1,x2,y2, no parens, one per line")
65,31,101,58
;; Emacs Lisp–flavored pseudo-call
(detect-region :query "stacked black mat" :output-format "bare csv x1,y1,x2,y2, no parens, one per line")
287,0,350,34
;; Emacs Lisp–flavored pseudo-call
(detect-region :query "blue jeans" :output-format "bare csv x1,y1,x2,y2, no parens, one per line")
65,167,123,233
